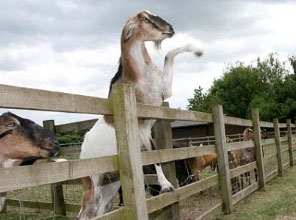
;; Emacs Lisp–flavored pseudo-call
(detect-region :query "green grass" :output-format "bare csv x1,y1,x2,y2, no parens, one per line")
216,165,296,220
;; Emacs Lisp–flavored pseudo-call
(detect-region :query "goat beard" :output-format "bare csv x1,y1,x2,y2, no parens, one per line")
154,40,162,50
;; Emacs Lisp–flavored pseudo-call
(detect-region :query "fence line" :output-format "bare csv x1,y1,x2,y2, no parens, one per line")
0,83,295,220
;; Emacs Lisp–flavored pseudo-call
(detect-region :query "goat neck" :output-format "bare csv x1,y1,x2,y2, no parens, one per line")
121,38,152,83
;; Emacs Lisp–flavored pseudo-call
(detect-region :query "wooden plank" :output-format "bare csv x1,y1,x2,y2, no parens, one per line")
224,116,253,127
229,162,257,178
281,147,289,153
55,119,97,134
232,182,259,205
0,156,118,193
146,175,219,214
279,123,287,128
141,145,216,166
0,84,112,115
195,202,222,220
287,119,294,166
212,105,233,214
59,145,81,157
153,102,180,220
274,118,284,177
93,207,125,220
259,121,274,128
252,108,265,190
137,103,213,122
283,162,290,170
261,138,275,146
227,140,254,151
264,153,277,162
265,168,278,183
280,136,288,142
112,84,148,220
43,120,66,217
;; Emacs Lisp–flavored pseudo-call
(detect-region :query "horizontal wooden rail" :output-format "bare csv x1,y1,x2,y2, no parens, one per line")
265,168,278,183
280,136,288,142
0,156,118,193
264,153,277,162
262,138,276,146
59,145,81,157
0,84,113,115
93,207,125,220
279,123,287,128
224,116,252,127
227,140,254,151
137,104,213,122
232,182,259,205
283,161,290,169
56,119,97,133
229,162,257,178
259,121,274,128
195,202,222,220
142,145,216,165
146,175,219,213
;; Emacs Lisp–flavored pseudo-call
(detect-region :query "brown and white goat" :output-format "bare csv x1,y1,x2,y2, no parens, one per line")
77,10,203,219
0,112,59,212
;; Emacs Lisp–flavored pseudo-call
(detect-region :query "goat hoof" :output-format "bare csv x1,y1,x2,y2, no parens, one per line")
194,51,203,57
160,186,175,194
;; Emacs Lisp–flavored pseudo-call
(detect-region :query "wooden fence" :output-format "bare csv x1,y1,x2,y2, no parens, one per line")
0,83,295,220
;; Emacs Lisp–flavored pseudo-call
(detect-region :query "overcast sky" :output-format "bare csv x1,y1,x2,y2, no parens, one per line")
0,0,296,125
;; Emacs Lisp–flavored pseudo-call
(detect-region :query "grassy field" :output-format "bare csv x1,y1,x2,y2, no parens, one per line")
216,165,296,220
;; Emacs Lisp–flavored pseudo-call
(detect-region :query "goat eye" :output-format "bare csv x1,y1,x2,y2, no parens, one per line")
6,122,16,127
141,16,148,22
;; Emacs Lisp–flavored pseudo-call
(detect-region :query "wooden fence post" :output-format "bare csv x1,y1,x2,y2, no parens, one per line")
251,108,265,190
212,105,233,214
287,119,294,167
112,83,149,220
273,118,284,177
153,102,180,220
43,120,66,218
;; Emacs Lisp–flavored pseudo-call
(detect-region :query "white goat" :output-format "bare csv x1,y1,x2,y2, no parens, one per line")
77,10,203,219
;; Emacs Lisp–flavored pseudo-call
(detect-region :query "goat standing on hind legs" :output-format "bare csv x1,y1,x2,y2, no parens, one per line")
77,10,203,219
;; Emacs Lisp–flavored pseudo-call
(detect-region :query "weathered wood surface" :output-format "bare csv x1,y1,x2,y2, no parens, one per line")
55,119,97,134
59,145,81,157
265,168,278,183
264,153,277,163
224,116,252,127
259,121,274,128
0,84,112,115
287,119,294,166
252,108,265,190
137,103,213,122
112,84,148,220
146,175,219,214
232,182,259,205
93,207,125,220
153,102,180,220
0,156,118,193
195,202,222,220
43,120,66,217
229,162,257,178
213,105,233,214
142,145,216,165
274,118,284,177
262,138,276,146
226,140,254,151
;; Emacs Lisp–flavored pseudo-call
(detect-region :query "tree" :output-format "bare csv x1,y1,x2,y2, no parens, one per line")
187,54,296,122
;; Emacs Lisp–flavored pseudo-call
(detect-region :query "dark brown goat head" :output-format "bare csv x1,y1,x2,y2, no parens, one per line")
0,112,59,167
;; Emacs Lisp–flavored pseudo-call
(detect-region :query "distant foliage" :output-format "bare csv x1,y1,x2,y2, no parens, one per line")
56,131,83,144
187,54,296,122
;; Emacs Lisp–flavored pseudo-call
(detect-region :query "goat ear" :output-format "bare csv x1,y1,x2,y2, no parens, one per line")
123,21,136,42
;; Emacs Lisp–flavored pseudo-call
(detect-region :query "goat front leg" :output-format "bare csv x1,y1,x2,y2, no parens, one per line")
162,44,203,100
141,130,174,193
